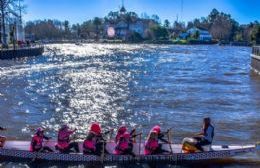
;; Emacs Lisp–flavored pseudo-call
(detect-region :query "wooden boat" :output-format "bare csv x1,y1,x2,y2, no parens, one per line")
0,141,259,164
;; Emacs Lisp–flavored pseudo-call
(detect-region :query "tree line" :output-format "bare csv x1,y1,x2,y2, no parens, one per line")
24,8,260,44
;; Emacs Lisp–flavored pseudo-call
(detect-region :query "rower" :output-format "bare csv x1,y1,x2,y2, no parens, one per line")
30,127,53,152
193,117,214,151
83,122,109,156
114,125,136,156
115,125,136,143
115,125,127,143
56,125,79,153
0,126,7,148
144,125,170,155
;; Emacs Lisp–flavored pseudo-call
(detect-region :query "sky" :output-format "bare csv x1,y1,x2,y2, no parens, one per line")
23,0,260,25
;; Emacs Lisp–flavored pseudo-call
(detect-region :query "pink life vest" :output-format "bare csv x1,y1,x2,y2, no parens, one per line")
114,132,131,155
144,139,159,155
83,139,96,152
115,126,127,143
57,130,73,149
30,135,43,152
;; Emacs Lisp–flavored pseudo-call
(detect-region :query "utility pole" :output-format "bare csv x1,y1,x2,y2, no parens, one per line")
181,0,183,21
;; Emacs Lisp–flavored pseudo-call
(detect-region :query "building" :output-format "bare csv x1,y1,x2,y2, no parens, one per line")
103,4,152,40
187,27,212,41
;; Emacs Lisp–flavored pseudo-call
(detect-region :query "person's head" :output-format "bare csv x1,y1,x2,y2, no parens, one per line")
149,131,158,140
90,122,101,135
203,117,211,126
36,127,44,136
117,125,127,135
60,124,69,131
152,125,161,135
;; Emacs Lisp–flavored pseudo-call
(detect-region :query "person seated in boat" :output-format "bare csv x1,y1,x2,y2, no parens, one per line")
182,117,214,152
114,132,135,156
144,125,170,155
0,126,7,148
83,122,109,156
56,125,79,153
193,117,214,151
30,128,53,152
115,125,136,143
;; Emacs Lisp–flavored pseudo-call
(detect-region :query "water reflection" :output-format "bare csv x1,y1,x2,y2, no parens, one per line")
0,44,259,167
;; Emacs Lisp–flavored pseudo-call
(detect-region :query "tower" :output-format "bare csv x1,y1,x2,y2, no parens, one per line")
120,0,126,14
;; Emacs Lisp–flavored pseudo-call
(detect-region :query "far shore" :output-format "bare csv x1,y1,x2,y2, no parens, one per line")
40,39,253,47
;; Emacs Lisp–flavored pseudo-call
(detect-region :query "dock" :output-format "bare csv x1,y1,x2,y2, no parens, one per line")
0,47,44,60
251,46,260,74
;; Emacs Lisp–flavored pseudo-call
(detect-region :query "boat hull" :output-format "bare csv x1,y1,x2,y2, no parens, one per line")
0,141,257,163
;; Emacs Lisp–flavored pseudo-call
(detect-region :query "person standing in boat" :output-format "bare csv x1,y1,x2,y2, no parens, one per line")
144,125,170,155
30,128,53,152
193,117,214,151
0,126,7,147
83,122,109,156
56,125,79,153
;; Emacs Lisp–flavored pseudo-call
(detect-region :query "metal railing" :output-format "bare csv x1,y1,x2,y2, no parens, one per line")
252,46,260,56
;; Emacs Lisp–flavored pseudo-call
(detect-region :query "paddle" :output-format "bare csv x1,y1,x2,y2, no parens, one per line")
138,133,142,155
166,128,173,154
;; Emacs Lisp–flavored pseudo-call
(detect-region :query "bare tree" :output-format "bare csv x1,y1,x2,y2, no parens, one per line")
0,0,24,48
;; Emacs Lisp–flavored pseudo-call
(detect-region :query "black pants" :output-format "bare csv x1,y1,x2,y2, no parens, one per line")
35,146,53,153
193,137,211,151
62,142,80,153
95,142,109,156
151,144,170,155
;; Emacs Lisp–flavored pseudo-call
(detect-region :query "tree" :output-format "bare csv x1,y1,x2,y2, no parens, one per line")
64,20,70,38
150,25,169,40
208,8,219,23
93,17,102,41
0,0,23,48
151,14,161,24
164,19,170,28
251,25,260,44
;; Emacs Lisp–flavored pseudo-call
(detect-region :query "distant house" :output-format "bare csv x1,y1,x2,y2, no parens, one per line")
187,27,212,41
103,5,152,40
179,32,189,39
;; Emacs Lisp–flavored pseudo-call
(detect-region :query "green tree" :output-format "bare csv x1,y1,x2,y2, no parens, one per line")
251,25,260,44
150,25,169,40
93,17,102,41
164,19,170,28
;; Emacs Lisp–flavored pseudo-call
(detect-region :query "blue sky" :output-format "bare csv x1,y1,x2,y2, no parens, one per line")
23,0,260,25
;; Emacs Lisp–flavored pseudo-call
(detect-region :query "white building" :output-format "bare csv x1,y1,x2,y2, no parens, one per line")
187,27,212,41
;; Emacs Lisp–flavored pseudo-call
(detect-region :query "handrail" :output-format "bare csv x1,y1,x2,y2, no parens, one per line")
252,46,260,56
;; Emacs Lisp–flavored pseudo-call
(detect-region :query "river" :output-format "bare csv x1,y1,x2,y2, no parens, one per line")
0,44,259,167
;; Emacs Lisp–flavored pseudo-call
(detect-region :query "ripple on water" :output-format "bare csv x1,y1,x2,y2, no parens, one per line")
0,44,259,167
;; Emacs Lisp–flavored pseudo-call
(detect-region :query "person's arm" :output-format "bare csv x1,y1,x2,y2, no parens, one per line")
130,129,136,135
0,127,6,131
31,138,37,151
158,134,169,143
43,135,51,140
